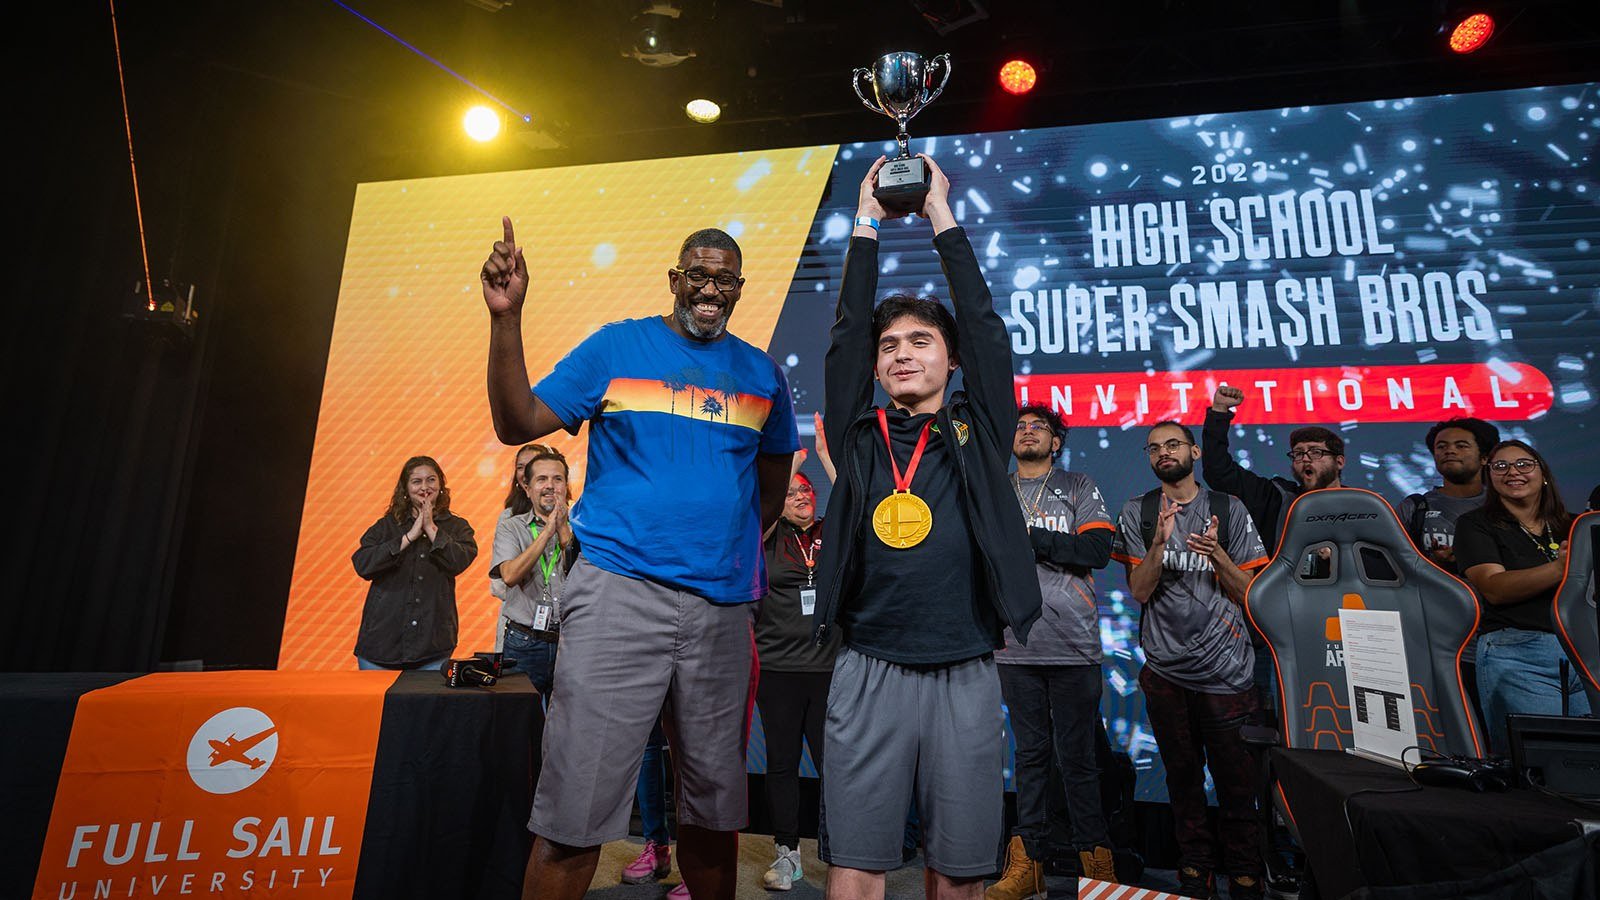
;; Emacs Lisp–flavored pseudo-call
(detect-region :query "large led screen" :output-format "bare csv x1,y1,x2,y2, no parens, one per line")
286,83,1598,799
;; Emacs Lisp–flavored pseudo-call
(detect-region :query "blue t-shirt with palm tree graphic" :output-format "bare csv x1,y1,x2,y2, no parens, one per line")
533,316,800,603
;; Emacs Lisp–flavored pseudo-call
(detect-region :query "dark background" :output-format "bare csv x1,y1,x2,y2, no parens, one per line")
9,0,1600,673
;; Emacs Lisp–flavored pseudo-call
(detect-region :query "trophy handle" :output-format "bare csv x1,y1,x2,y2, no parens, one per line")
852,68,885,115
923,53,952,106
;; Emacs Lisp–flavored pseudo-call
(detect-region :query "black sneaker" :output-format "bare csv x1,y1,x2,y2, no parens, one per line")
1229,874,1265,900
1177,866,1217,900
893,845,917,869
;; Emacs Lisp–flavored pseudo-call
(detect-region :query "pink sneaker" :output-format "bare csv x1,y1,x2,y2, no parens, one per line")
668,884,691,899
621,840,671,884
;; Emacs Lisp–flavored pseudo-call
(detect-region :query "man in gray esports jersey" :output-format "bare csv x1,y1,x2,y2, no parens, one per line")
1112,419,1269,900
988,404,1119,900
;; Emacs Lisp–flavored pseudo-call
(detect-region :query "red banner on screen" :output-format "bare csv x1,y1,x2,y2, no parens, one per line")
1014,363,1553,426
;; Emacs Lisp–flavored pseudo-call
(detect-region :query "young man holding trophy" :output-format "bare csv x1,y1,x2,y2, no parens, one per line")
811,144,1043,899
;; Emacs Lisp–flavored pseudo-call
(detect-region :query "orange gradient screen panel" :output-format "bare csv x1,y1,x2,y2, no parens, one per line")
280,147,836,669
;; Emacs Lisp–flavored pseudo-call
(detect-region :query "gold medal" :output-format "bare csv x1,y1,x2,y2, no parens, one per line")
872,408,937,550
873,490,934,549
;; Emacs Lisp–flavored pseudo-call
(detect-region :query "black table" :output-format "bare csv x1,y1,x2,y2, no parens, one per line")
1272,748,1600,899
1,671,539,900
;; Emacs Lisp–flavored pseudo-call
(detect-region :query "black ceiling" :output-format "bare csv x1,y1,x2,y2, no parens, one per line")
101,0,1600,176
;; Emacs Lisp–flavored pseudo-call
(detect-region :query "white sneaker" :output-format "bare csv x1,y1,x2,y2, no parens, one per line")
761,844,802,891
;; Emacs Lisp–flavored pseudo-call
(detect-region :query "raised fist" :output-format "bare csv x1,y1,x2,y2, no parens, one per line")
1212,384,1245,413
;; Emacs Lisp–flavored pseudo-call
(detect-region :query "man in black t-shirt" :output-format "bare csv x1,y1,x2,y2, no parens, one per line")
1396,417,1500,569
812,156,1043,900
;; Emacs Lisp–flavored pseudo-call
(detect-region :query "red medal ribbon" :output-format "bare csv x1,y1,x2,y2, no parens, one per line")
876,407,932,494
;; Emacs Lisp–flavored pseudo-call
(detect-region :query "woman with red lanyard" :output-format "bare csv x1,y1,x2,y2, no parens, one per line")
753,470,840,891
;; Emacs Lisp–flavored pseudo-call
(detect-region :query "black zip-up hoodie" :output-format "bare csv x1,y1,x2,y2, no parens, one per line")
813,227,1044,647
1199,406,1304,550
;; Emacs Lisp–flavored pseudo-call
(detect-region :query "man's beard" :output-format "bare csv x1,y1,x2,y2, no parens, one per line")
1154,456,1194,484
675,298,728,340
537,497,558,516
1299,467,1339,490
1439,460,1481,486
1015,445,1052,464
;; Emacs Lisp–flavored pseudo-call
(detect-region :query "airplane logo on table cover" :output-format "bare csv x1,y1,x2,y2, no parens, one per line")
207,725,279,769
185,707,281,794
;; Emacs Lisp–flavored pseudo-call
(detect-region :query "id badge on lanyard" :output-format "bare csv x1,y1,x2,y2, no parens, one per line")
532,600,555,632
794,531,819,616
529,518,561,636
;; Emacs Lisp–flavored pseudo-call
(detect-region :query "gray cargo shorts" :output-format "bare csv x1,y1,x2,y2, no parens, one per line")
528,556,755,847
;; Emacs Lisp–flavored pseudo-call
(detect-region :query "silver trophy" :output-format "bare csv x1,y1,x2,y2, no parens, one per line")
852,51,952,214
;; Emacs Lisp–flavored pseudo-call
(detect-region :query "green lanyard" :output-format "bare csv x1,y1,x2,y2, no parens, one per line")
528,519,561,584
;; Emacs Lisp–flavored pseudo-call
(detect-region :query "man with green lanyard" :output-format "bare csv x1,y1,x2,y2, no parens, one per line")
490,447,575,699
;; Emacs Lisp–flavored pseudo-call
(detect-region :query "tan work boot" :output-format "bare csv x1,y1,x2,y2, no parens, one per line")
985,835,1045,900
1078,846,1117,883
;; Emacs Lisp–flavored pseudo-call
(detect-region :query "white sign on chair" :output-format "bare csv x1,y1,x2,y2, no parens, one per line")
1340,608,1420,766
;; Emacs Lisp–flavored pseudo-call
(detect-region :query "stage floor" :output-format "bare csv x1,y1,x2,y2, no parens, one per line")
586,836,1186,899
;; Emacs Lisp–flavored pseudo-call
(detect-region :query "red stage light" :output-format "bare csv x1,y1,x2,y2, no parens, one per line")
998,60,1037,95
1449,13,1495,54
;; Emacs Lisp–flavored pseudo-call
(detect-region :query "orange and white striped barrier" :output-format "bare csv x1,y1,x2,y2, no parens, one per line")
1078,879,1185,900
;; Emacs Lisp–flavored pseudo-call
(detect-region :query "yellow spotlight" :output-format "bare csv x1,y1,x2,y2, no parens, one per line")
463,106,502,142
685,98,721,124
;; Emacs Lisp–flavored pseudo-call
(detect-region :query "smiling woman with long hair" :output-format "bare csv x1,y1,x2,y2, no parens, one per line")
1453,439,1588,751
351,455,478,670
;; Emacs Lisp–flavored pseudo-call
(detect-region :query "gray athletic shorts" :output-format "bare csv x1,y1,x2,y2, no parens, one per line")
528,555,755,847
820,647,1005,877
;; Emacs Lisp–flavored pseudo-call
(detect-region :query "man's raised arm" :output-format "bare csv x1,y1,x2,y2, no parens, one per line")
823,158,891,444
1199,384,1278,514
481,216,572,444
926,155,1016,438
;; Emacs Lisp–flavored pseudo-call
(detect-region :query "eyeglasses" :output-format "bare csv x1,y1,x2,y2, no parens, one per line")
1016,421,1054,434
1287,448,1335,461
786,486,815,498
1144,439,1193,456
671,267,745,293
1488,458,1539,474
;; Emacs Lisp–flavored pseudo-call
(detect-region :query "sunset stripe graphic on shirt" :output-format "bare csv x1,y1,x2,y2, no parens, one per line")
600,377,774,432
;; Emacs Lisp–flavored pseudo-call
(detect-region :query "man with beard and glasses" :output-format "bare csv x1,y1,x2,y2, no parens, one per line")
481,218,800,900
1397,418,1501,570
987,405,1119,900
490,447,575,700
1202,384,1345,551
1111,421,1269,900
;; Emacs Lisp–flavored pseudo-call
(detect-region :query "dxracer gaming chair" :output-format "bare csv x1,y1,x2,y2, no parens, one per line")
1552,511,1600,714
1245,488,1485,758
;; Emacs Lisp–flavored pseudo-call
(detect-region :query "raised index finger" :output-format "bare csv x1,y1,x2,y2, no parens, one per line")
502,216,516,247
